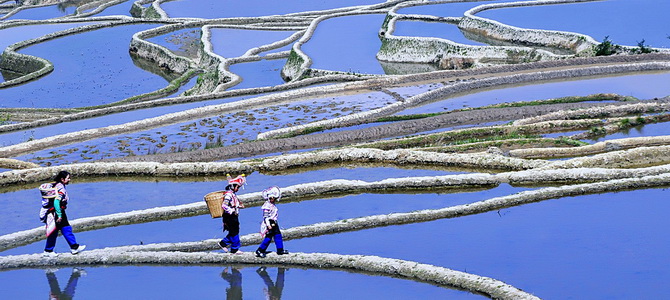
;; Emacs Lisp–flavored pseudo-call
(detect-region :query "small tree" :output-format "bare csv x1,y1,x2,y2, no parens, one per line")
636,39,654,54
595,36,619,56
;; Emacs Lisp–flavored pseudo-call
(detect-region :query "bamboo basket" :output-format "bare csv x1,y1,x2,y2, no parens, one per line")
204,191,225,218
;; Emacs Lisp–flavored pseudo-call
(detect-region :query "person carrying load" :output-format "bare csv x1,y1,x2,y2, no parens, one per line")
40,171,86,256
217,174,247,254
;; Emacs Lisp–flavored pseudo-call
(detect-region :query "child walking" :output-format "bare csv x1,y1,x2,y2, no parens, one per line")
255,186,289,258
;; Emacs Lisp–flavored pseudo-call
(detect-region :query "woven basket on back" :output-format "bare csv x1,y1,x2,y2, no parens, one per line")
204,191,225,218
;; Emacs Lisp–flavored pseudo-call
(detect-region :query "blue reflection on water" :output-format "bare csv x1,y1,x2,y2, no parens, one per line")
228,59,287,90
286,188,670,299
0,24,168,108
302,14,386,74
478,0,670,48
0,266,481,299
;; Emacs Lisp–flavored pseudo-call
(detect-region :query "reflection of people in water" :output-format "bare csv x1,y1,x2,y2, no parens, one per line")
256,267,286,300
46,268,86,300
220,267,243,300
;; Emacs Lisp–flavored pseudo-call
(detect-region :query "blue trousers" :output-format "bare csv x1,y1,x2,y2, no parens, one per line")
259,230,284,251
221,234,241,251
45,225,78,251
221,213,241,251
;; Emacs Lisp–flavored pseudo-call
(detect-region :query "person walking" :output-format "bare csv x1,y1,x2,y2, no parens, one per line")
43,171,86,257
45,268,86,299
220,267,243,300
218,174,246,254
257,267,286,300
255,186,288,258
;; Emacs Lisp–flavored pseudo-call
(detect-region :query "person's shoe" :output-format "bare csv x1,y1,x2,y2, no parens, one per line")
277,249,289,255
70,245,86,255
255,249,266,258
45,267,59,273
217,241,229,252
42,251,58,258
73,267,87,276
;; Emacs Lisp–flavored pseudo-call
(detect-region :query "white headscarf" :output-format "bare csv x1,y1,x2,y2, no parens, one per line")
261,186,281,201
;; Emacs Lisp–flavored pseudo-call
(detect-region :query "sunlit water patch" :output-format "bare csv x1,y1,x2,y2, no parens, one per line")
393,20,487,46
210,28,295,58
0,266,480,299
228,58,287,90
477,0,670,48
396,71,670,115
0,24,168,108
287,188,670,299
161,0,384,19
301,14,386,75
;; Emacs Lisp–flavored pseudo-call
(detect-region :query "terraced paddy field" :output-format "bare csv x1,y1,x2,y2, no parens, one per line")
1,0,669,298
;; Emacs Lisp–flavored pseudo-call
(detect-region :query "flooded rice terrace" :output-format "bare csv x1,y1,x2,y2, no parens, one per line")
1,0,670,299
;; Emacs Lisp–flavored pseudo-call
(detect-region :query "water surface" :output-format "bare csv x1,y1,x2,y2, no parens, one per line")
0,24,168,108
286,188,670,299
0,266,481,299
302,14,386,74
478,0,670,48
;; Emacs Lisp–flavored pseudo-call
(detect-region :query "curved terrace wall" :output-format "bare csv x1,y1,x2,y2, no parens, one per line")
459,0,600,55
3,145,670,187
0,49,52,88
378,4,562,67
130,23,199,74
4,167,670,251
